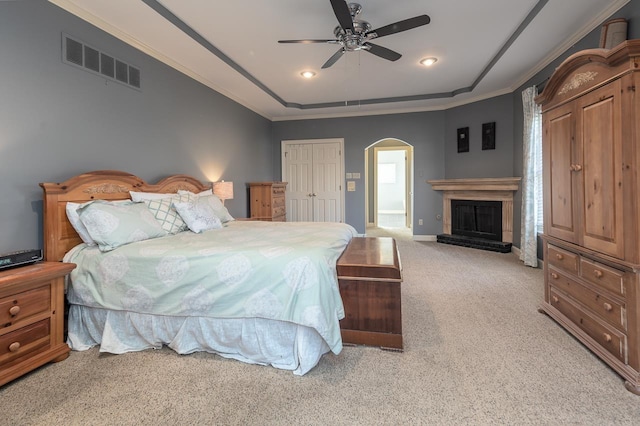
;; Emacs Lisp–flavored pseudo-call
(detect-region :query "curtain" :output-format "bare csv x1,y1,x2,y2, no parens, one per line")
520,86,542,267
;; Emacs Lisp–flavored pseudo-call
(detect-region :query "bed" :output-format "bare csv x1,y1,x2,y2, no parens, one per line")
40,170,357,375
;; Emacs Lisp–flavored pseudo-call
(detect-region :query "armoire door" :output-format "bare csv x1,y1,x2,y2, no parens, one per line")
543,102,578,243
576,80,624,258
282,140,344,223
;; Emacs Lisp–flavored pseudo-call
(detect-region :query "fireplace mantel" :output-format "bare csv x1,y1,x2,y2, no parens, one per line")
427,177,521,244
427,177,521,192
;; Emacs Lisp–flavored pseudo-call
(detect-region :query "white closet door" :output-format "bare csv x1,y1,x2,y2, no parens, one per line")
312,142,342,222
284,144,314,221
282,139,344,223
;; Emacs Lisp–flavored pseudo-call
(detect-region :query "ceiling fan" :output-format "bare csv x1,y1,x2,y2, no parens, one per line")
278,0,431,69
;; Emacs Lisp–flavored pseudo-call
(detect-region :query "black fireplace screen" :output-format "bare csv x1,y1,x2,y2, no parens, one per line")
451,200,502,241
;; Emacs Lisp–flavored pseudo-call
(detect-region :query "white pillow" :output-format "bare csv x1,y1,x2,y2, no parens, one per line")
177,189,213,196
66,202,96,245
129,191,175,202
173,198,223,233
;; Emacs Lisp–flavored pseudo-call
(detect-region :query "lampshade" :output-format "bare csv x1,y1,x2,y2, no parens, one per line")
212,181,234,200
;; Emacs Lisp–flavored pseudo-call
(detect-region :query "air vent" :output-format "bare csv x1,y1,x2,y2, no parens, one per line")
62,34,141,90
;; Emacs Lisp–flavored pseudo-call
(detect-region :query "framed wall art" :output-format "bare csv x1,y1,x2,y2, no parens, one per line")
482,122,496,150
457,127,469,153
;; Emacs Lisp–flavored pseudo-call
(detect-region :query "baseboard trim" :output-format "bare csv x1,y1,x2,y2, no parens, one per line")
413,235,437,242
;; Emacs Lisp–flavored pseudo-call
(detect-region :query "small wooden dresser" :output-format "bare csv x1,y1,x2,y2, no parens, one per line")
247,182,287,222
337,237,403,350
0,261,76,386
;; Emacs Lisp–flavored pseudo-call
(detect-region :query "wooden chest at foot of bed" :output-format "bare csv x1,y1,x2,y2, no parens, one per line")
337,237,403,350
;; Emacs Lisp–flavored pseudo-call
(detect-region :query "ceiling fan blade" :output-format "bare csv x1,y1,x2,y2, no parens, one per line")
364,43,402,61
367,15,431,39
330,0,354,33
321,49,345,69
278,39,338,44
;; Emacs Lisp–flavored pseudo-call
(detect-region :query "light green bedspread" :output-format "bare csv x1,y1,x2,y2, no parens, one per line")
65,221,357,354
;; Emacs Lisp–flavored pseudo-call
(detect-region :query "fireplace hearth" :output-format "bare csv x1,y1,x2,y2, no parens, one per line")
427,177,521,253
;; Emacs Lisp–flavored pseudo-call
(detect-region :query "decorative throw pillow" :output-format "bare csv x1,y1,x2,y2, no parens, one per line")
77,200,167,252
199,194,234,223
142,194,193,234
173,198,223,233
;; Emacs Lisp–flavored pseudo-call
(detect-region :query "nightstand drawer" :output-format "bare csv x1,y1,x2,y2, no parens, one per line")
548,268,625,331
0,319,50,366
550,288,626,363
273,205,286,217
579,258,625,297
547,244,579,274
0,285,50,329
272,196,285,209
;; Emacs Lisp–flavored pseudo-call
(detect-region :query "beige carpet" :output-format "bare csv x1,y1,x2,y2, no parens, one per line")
3,229,640,425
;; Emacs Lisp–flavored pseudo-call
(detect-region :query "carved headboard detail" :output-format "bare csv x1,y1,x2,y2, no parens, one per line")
40,170,210,261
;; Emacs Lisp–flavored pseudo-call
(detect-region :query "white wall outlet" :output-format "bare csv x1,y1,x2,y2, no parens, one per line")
347,181,356,191
418,219,423,225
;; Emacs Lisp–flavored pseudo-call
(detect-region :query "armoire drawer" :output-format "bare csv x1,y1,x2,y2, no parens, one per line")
547,244,579,274
549,288,626,363
548,268,625,331
579,258,626,297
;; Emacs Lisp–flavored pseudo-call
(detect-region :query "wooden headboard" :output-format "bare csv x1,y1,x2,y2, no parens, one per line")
40,170,210,261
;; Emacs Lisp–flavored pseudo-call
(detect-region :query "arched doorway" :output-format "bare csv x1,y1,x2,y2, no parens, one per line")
364,139,414,230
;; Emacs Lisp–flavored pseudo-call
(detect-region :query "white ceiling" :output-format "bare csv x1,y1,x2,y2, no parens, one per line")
50,0,630,121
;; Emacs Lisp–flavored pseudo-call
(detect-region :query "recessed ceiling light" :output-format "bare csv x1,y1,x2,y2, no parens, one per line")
301,71,316,79
420,57,438,67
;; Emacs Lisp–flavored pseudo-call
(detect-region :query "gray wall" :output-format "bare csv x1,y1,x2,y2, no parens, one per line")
272,112,446,235
444,94,514,179
0,1,272,253
272,96,514,236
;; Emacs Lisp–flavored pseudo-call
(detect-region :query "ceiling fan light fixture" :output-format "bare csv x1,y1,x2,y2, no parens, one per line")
301,70,316,79
420,57,438,67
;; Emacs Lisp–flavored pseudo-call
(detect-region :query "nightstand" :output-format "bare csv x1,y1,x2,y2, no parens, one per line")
0,261,76,386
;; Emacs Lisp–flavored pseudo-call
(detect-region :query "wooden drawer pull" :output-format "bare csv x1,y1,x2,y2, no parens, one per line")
9,305,21,316
603,303,613,312
9,342,21,352
556,253,564,260
593,269,603,278
603,333,612,343
552,295,559,303
550,272,559,279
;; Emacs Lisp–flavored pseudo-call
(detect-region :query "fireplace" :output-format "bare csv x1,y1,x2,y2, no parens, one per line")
427,177,521,253
451,199,502,241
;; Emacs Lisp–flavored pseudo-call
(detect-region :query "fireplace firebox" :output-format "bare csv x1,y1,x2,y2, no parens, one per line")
451,199,502,241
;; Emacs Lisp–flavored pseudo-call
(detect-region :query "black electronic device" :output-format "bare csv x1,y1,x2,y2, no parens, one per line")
0,249,43,270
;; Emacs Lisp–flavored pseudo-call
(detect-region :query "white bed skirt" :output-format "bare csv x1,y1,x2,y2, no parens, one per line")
67,305,331,376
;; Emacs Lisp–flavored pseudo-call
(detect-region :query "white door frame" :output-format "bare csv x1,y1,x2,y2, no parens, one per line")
281,138,345,223
370,144,413,229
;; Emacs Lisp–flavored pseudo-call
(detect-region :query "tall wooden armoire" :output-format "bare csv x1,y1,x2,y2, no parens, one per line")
536,40,640,394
